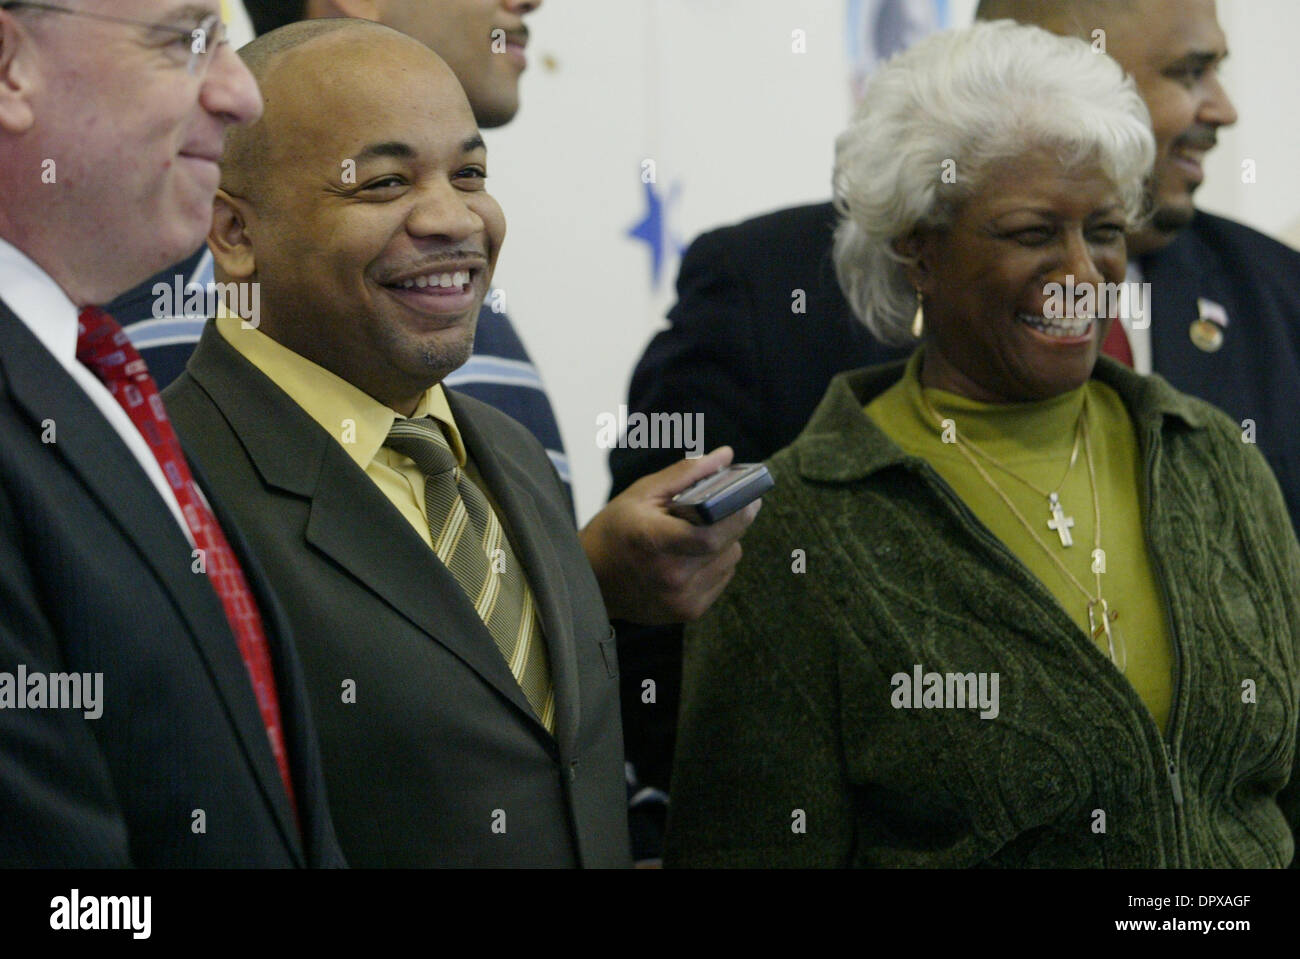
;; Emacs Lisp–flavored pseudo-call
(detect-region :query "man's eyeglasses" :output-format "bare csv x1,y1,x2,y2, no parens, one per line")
0,2,228,76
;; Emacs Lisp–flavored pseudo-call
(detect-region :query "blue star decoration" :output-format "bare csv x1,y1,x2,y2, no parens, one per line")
627,178,685,289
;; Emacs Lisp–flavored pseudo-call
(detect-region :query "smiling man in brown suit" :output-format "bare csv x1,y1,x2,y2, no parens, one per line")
163,18,630,866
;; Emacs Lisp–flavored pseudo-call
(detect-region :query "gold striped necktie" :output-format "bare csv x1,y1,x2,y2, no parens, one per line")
385,417,555,732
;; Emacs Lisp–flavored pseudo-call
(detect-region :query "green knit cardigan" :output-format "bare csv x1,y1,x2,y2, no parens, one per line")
665,357,1300,868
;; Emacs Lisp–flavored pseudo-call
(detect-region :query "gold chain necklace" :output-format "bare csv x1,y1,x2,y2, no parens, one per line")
917,386,1125,670
958,410,1084,546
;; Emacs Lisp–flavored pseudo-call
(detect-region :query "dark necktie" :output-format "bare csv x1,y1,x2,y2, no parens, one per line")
384,416,554,731
76,306,298,818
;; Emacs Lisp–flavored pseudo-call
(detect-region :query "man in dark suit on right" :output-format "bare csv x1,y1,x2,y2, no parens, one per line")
610,0,1300,808
164,19,630,867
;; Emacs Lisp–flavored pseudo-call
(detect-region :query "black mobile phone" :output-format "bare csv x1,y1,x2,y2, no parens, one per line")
668,463,774,525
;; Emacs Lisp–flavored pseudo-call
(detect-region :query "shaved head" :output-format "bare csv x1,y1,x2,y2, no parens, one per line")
975,0,1138,37
221,19,424,202
206,16,506,412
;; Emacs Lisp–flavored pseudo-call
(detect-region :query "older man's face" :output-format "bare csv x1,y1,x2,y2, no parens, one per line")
1102,0,1236,252
376,0,541,128
16,0,262,299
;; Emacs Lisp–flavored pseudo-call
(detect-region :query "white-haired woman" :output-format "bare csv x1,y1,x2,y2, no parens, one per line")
664,20,1300,868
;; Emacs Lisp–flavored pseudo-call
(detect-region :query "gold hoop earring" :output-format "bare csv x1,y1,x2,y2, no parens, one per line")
911,293,924,339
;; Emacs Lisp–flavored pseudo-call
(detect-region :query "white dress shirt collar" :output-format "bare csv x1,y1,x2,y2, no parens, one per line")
0,236,193,545
0,237,80,361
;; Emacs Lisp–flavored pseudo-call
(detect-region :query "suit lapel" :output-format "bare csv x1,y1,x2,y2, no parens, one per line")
450,392,582,760
184,324,549,738
0,303,304,863
304,459,546,727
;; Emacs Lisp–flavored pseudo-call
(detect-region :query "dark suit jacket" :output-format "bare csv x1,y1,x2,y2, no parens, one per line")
0,300,344,867
163,323,631,868
1143,210,1300,530
609,201,1300,797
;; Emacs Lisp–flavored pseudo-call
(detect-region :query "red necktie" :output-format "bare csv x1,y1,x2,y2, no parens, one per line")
75,306,298,821
1101,319,1134,367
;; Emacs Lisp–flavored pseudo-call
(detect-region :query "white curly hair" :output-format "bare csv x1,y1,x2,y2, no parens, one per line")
832,19,1156,346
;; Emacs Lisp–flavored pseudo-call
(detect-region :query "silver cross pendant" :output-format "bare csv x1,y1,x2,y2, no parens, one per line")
1047,492,1074,547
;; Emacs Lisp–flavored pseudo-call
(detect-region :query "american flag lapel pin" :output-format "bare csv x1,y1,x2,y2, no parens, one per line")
1191,297,1228,352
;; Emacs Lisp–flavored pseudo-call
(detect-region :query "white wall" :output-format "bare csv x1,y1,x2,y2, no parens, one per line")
485,0,858,523
230,0,1300,524
1192,0,1300,245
